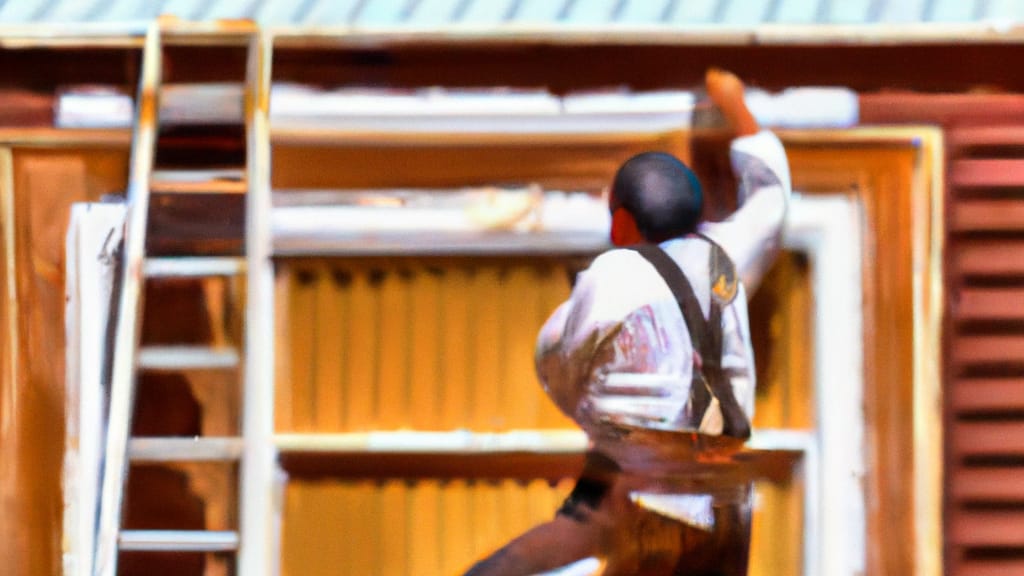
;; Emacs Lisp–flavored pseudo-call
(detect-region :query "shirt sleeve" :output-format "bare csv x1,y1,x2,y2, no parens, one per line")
720,283,757,420
700,129,791,294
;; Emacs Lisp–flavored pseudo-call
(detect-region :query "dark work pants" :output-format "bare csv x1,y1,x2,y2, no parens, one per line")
559,452,753,576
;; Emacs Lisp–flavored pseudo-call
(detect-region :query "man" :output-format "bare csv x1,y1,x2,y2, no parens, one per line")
464,68,791,576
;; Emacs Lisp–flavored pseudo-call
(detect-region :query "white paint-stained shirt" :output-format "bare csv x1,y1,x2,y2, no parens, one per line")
536,130,791,444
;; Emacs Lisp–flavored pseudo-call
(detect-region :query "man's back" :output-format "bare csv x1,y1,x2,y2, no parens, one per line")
536,129,790,447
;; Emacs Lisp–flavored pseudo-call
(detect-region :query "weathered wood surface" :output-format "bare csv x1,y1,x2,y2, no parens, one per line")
1,147,126,576
863,94,1024,576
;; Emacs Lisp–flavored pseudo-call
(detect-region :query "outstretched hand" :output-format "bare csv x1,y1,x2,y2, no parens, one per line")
705,68,760,136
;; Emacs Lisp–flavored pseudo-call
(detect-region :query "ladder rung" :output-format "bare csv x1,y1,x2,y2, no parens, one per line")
160,19,258,46
150,180,247,194
129,437,245,462
119,530,239,552
144,257,245,278
151,169,246,194
138,346,240,370
152,168,244,181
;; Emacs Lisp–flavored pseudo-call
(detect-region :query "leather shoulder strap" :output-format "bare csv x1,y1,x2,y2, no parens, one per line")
628,244,713,354
628,243,751,439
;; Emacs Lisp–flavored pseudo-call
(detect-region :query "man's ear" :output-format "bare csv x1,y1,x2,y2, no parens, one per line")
610,208,643,246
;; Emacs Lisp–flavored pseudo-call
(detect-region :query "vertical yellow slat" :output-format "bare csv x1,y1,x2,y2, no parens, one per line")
315,266,346,432
472,481,503,560
471,266,503,430
502,265,541,429
274,268,294,432
346,266,378,431
502,478,532,538
750,478,804,576
754,258,787,430
379,480,408,576
440,267,471,429
537,264,575,428
330,481,354,576
409,267,441,430
408,480,441,575
280,481,308,576
440,479,472,575
336,269,353,431
781,476,805,576
788,255,814,430
302,482,317,576
377,270,410,429
749,484,768,576
348,481,379,575
289,268,318,432
287,481,347,576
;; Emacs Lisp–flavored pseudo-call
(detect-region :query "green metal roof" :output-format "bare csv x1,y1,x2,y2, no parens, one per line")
0,0,1020,26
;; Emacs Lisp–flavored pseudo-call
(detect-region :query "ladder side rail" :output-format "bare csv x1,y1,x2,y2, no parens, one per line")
92,22,162,576
239,28,279,576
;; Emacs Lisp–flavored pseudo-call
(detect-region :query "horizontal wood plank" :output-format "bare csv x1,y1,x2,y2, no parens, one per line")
956,288,1024,321
949,125,1024,148
952,421,1024,456
278,448,801,484
952,379,1024,412
951,467,1024,501
955,241,1024,276
949,509,1024,546
280,451,586,482
952,559,1024,576
953,201,1024,232
860,94,1024,125
952,159,1024,188
953,335,1024,366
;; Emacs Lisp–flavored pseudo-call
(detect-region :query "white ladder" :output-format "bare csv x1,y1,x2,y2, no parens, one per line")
92,20,276,576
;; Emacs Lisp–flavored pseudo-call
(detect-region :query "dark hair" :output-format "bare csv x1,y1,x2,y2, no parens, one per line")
610,151,703,242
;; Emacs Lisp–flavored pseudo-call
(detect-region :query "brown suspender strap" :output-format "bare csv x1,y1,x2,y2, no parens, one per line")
628,244,751,439
630,244,714,423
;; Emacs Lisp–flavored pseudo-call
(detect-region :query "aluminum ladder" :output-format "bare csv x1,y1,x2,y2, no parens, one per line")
92,20,276,576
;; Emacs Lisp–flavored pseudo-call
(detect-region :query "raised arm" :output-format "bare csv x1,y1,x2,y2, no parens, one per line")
700,69,792,293
706,68,760,138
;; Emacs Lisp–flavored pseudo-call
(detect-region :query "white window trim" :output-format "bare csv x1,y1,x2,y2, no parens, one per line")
751,193,865,576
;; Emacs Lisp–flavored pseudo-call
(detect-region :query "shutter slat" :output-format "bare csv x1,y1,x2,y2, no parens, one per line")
953,201,1024,232
859,94,1024,125
956,241,1024,276
951,467,1024,501
949,510,1024,546
953,335,1024,366
956,289,1024,322
953,379,1024,412
949,125,1024,148
927,112,1024,575
955,559,1024,576
953,159,1024,187
952,422,1024,456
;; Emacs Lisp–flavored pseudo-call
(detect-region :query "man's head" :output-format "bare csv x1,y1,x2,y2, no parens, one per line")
608,151,703,246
